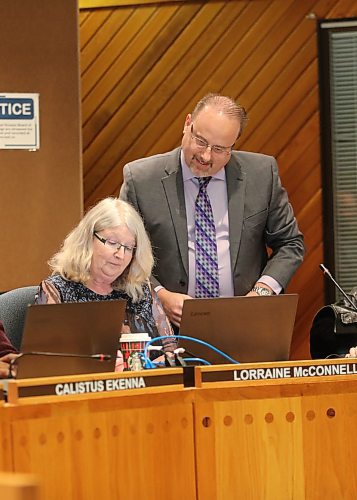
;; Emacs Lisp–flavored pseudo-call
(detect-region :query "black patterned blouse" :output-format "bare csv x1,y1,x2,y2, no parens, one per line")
35,275,176,351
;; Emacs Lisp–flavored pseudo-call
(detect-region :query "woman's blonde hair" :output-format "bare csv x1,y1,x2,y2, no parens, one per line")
49,197,154,302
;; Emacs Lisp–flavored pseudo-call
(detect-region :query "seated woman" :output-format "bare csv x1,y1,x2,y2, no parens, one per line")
0,320,18,378
36,197,176,358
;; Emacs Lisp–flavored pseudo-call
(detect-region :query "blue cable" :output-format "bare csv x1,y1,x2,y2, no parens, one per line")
184,357,211,366
143,334,240,369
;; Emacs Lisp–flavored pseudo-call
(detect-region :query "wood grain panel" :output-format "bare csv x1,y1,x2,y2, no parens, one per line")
194,371,357,499
79,0,357,359
0,0,82,291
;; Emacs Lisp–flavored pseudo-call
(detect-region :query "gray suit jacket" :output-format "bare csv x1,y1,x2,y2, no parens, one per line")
120,148,304,295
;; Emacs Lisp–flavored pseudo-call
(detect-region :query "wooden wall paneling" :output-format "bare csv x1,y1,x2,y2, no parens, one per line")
294,240,322,307
217,0,305,105
80,8,112,50
277,112,320,175
297,190,322,241
79,9,91,26
331,0,357,18
83,1,244,203
80,0,188,5
290,164,321,215
293,192,322,270
202,0,297,95
263,86,319,160
82,3,191,137
292,206,322,256
225,2,317,123
301,213,323,260
242,66,318,155
83,1,206,200
239,44,318,153
82,5,158,126
313,0,346,18
124,0,246,147
294,216,324,287
120,1,267,153
81,8,130,75
81,0,222,158
139,1,286,159
237,0,344,149
293,266,324,329
239,34,317,131
288,142,320,199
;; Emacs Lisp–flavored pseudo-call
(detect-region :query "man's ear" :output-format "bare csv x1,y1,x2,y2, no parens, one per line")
183,114,192,132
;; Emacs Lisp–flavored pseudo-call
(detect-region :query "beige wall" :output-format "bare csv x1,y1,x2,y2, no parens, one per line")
0,0,82,290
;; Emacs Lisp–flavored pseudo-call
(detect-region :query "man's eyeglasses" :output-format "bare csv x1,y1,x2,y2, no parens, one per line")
190,124,234,156
94,232,136,254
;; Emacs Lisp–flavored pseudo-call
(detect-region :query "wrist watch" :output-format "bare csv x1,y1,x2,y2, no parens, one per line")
252,286,273,296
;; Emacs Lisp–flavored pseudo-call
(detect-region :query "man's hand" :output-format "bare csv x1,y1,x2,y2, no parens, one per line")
0,353,19,378
157,289,192,327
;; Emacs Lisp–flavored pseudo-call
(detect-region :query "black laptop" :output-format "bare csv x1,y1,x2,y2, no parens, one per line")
179,294,299,364
13,300,126,378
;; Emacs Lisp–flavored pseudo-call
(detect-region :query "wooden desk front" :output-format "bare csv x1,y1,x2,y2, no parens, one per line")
0,370,196,500
194,360,357,500
2,360,357,499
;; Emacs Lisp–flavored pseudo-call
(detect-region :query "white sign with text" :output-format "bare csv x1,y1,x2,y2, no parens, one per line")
0,93,40,149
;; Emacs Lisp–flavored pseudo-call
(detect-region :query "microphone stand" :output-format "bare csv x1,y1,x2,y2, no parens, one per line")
319,264,357,312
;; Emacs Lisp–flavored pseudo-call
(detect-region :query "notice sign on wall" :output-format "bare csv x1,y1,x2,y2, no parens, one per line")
0,93,40,150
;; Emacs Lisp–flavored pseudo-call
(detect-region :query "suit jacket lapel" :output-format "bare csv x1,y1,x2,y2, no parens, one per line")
226,155,246,272
161,149,189,276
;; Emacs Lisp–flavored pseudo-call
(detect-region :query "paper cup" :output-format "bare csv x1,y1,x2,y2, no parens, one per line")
119,333,151,371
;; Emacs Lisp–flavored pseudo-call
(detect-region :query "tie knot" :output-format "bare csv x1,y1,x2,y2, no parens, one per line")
196,176,212,189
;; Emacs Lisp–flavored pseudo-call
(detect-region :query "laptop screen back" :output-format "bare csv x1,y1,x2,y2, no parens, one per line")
15,300,126,378
179,294,299,364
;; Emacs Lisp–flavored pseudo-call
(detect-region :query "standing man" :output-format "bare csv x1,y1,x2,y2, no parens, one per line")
120,93,304,327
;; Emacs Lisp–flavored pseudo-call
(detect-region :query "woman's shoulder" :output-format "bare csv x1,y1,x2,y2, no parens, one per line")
44,275,79,292
44,274,68,286
42,275,87,302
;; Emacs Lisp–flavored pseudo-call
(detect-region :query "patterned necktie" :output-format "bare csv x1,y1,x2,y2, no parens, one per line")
195,177,220,298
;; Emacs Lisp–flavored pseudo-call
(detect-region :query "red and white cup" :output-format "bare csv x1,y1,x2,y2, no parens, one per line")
118,333,151,371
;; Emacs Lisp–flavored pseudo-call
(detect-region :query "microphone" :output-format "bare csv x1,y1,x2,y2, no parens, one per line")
13,351,112,361
319,264,357,312
8,351,112,378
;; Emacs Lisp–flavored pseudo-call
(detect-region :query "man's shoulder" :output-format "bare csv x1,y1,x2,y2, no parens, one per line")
229,150,278,177
232,150,276,165
124,148,180,173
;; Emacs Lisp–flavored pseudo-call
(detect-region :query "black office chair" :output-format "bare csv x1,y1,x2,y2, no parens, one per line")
0,286,38,350
310,288,357,359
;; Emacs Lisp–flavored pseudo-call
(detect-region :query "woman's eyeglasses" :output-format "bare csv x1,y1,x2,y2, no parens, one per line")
94,232,136,254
